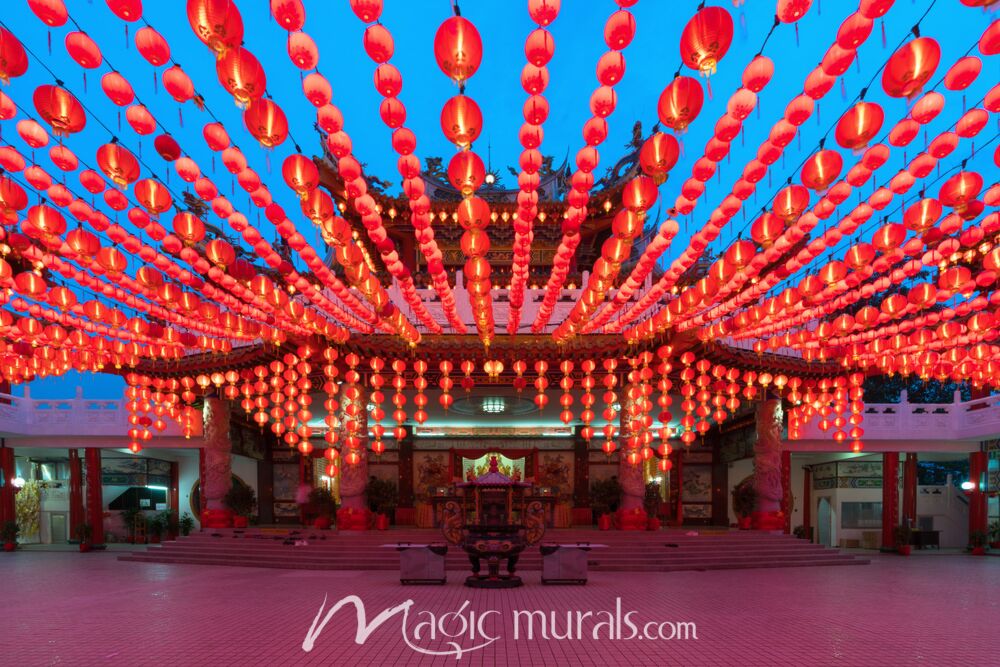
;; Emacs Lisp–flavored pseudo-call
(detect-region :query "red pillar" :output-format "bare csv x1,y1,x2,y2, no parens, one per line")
198,447,206,516
901,453,918,527
802,467,812,542
881,453,899,550
674,453,684,526
69,449,84,537
780,450,792,534
969,451,988,538
0,445,15,526
85,448,105,547
169,461,179,538
298,455,308,525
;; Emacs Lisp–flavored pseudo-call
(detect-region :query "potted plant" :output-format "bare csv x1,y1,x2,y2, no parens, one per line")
309,487,338,529
644,482,662,531
989,521,1000,550
2,520,18,551
894,524,912,556
120,506,141,543
159,510,178,540
179,512,195,537
969,530,988,556
367,478,398,531
223,483,256,528
792,525,807,540
147,514,164,544
75,523,92,552
590,478,622,530
732,479,756,529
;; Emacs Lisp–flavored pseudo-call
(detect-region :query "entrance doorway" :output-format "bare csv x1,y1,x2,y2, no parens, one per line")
817,498,833,547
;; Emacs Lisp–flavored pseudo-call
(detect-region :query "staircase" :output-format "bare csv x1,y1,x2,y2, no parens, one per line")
118,528,869,572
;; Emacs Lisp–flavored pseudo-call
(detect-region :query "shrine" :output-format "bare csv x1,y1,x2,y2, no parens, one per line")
0,0,998,663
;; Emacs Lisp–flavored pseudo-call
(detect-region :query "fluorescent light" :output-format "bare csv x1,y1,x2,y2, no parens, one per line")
146,485,168,491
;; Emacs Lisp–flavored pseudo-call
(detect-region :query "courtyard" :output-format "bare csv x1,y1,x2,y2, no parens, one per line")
4,551,998,666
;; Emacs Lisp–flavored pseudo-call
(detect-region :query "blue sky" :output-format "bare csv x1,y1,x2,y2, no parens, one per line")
3,0,996,399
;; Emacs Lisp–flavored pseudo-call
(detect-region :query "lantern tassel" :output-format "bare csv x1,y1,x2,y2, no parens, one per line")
178,107,183,128
83,71,87,93
881,20,886,48
795,24,800,47
153,70,157,93
706,77,713,100
118,110,122,132
125,25,129,50
840,78,846,100
47,30,52,55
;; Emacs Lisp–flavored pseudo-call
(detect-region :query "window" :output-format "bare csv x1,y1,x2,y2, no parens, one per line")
841,502,882,529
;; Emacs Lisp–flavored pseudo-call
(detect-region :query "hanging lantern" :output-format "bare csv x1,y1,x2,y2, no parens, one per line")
65,31,103,69
639,132,680,183
216,46,266,108
96,143,140,188
679,6,734,76
134,178,172,215
657,76,703,132
282,154,319,199
243,99,288,148
882,37,941,99
800,150,843,192
33,85,86,136
135,26,170,66
0,28,28,85
187,0,244,57
434,16,483,83
835,102,883,150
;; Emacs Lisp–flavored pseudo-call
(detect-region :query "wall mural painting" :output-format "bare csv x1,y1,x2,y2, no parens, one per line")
682,466,713,503
537,452,573,498
272,463,299,502
413,452,450,499
683,504,711,519
461,453,525,482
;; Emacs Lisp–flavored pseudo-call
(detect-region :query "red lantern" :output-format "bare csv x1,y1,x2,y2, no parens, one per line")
17,119,49,148
243,99,288,148
639,132,679,182
65,32,103,69
434,16,483,83
33,85,86,136
270,0,305,31
0,28,29,85
679,6,733,75
282,154,318,198
287,31,318,70
216,47,266,108
96,143,140,188
835,102,885,150
125,104,156,135
440,95,482,148
100,72,134,106
657,76,703,132
134,178,172,215
206,238,235,268
162,66,194,103
154,134,182,162
349,0,382,23
882,37,940,99
777,0,812,22
742,55,774,92
28,0,68,27
939,172,983,212
203,122,230,151
135,26,170,66
944,56,982,91
773,184,810,221
800,150,843,191
187,0,244,57
107,0,142,21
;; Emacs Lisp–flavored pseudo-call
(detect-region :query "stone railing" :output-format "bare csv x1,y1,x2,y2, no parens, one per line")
797,392,1000,443
0,388,194,438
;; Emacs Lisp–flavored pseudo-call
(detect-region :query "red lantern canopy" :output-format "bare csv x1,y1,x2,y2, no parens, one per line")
882,37,940,99
657,76,703,132
33,85,86,136
434,16,483,83
243,99,288,148
680,6,734,75
187,0,244,57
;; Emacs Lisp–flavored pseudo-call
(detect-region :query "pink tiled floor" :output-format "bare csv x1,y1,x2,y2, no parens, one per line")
3,551,997,666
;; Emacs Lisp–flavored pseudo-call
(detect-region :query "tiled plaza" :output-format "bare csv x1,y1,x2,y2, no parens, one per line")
4,552,998,666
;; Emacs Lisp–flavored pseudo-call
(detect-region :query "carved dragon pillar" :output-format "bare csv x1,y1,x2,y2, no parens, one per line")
752,397,785,530
201,395,232,526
